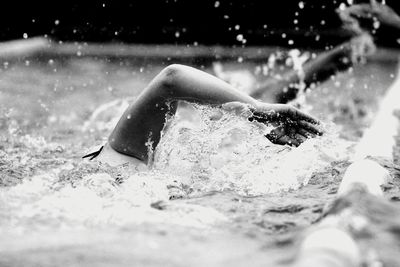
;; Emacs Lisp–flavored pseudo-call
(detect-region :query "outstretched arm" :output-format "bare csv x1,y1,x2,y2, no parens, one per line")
251,34,375,102
109,64,321,163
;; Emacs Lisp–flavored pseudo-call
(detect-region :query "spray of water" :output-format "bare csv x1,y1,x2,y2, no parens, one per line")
0,102,353,232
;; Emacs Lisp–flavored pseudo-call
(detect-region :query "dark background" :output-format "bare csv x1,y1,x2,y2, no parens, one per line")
1,0,400,48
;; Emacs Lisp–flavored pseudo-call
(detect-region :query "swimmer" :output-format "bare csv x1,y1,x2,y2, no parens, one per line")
83,64,322,167
254,0,400,103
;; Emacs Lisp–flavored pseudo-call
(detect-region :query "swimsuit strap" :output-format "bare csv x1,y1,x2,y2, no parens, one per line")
82,145,104,160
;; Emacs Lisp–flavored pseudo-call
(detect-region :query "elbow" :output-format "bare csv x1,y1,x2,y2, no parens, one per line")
156,64,186,89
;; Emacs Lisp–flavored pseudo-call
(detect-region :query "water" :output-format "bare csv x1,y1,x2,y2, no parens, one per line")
0,52,398,266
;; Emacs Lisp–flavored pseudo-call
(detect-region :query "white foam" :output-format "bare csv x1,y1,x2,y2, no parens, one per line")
353,63,400,161
338,159,391,196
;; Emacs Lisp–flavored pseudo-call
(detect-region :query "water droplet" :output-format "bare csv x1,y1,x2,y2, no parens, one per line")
373,20,380,29
339,3,347,10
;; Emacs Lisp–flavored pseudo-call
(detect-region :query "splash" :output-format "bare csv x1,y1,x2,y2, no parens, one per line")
154,103,352,196
0,102,351,233
0,164,227,233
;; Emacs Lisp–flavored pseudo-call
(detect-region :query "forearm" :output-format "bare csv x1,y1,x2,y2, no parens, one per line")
302,43,352,85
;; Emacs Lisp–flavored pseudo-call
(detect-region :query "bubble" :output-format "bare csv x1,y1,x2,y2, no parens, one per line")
373,20,380,29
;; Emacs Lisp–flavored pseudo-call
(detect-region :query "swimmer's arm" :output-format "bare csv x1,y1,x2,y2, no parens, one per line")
251,42,355,101
251,34,375,102
109,64,320,163
109,64,260,162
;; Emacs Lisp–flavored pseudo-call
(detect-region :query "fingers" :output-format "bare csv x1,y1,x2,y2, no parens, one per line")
265,124,320,147
296,129,312,140
274,135,301,147
297,128,314,138
294,133,307,144
266,128,299,147
251,104,323,144
290,108,320,124
298,121,324,136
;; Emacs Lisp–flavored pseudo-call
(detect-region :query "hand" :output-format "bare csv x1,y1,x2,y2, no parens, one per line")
337,2,400,34
249,103,323,146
